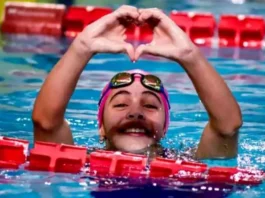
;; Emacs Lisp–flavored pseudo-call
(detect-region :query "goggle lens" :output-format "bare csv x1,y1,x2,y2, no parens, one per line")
111,72,132,87
99,72,169,109
143,74,162,91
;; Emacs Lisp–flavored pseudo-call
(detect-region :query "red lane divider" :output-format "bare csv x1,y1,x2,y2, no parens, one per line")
0,136,263,186
64,6,153,42
208,167,263,185
63,6,113,37
125,23,153,43
1,2,66,36
0,137,29,169
2,2,265,48
170,11,216,46
218,15,265,48
89,150,147,177
26,141,87,173
138,23,154,42
150,157,207,182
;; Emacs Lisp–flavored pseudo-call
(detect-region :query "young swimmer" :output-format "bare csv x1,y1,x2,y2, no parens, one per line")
32,5,242,159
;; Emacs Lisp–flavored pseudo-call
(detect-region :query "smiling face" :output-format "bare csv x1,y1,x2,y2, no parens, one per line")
99,78,166,153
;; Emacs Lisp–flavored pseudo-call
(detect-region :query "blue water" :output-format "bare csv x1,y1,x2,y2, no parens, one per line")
1,0,265,197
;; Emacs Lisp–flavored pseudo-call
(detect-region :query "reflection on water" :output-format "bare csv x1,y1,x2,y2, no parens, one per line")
0,169,248,198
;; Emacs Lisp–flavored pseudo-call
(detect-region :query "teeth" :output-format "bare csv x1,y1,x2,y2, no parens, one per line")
125,128,145,133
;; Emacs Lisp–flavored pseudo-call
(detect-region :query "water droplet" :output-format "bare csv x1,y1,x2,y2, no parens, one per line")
89,181,97,185
208,187,213,191
44,181,51,185
192,187,198,192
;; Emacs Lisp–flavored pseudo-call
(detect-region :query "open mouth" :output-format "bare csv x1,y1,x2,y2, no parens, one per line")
119,127,152,137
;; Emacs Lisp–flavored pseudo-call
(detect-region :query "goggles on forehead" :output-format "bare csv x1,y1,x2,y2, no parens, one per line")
98,72,170,109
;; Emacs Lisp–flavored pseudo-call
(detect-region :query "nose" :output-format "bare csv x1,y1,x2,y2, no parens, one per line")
126,106,145,120
127,113,145,120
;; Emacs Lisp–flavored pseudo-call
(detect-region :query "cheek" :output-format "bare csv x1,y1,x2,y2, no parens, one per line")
146,110,166,133
103,107,124,130
146,108,165,122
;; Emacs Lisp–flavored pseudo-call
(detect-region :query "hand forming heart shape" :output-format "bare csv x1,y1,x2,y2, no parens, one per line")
78,5,196,63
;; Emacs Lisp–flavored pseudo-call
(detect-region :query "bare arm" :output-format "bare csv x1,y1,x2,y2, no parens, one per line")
179,49,242,159
134,8,242,159
32,37,93,144
32,5,137,144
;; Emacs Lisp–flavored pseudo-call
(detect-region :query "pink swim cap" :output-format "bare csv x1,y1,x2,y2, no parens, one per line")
97,69,170,133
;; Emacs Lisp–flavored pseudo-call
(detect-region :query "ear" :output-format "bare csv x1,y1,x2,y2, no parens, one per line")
99,125,106,137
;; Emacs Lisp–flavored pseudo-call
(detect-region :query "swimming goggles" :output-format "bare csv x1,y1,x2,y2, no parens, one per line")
98,72,170,109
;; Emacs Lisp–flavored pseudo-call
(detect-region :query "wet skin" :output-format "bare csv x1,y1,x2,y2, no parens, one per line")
100,77,166,153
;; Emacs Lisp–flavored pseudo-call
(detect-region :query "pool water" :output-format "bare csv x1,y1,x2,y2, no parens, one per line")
1,1,265,197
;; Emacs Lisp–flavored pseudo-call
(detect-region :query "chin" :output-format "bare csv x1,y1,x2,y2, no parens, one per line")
118,145,149,154
111,135,155,154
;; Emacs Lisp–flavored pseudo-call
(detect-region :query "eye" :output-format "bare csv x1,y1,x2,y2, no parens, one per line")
144,104,158,109
113,103,128,108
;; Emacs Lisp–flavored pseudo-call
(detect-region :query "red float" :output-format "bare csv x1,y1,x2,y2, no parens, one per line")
26,141,87,173
218,15,265,48
208,167,263,185
125,23,153,43
149,157,207,182
2,2,265,49
0,136,263,186
0,137,28,169
89,150,147,177
1,2,66,36
63,6,113,37
170,11,216,46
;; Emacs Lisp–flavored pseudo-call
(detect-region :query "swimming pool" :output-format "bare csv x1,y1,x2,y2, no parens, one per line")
1,0,265,197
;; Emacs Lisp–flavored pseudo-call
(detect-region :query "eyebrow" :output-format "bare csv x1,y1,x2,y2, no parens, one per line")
142,91,162,104
109,90,131,103
109,90,162,104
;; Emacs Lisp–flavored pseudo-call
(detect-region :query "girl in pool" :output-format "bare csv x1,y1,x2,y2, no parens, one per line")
32,5,242,159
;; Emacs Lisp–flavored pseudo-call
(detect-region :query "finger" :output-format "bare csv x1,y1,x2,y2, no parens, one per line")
94,6,139,30
138,8,174,30
114,5,139,20
124,43,135,61
91,13,118,33
138,8,164,21
109,41,135,61
118,5,138,13
135,43,159,60
139,8,163,14
84,6,139,37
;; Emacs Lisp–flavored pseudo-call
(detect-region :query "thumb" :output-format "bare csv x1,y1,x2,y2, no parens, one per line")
110,41,135,61
123,43,135,62
135,43,159,60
